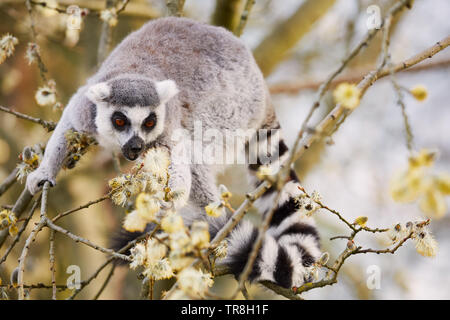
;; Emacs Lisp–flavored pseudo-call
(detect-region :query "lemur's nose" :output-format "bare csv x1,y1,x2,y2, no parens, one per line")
130,139,143,153
123,136,145,161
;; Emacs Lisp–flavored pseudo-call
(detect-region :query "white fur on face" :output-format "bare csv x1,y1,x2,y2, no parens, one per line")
87,78,178,153
94,102,121,152
93,103,166,152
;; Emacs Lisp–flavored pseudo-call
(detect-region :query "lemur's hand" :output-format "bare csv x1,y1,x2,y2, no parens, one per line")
26,168,56,195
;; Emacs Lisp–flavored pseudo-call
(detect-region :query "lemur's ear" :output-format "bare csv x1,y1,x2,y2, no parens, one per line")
155,79,179,104
86,82,111,103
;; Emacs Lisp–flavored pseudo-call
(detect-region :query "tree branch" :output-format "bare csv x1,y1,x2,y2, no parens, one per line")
253,0,337,76
165,0,185,17
0,105,57,132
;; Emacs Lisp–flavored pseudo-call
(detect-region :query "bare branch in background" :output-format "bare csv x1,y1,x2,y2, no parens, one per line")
253,0,337,76
24,0,49,82
0,168,19,198
212,0,244,32
17,182,50,299
269,58,450,95
234,0,255,37
165,0,186,17
97,0,119,64
0,105,57,132
49,229,57,300
2,0,159,19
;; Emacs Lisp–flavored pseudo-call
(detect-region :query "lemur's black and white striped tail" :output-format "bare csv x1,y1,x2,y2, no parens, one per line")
223,120,321,289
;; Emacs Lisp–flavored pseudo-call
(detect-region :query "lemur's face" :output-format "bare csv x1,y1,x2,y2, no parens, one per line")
86,75,178,161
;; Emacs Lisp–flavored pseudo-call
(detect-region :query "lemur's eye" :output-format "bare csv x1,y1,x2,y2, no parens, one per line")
145,120,155,128
142,113,157,131
111,112,128,130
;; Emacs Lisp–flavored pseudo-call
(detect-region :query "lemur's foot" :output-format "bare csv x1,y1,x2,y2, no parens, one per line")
26,169,56,195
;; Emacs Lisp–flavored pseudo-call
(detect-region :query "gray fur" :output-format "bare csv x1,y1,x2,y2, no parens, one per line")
108,77,160,107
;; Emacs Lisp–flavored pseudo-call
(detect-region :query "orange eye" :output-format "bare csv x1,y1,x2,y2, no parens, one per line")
115,118,125,126
145,120,155,127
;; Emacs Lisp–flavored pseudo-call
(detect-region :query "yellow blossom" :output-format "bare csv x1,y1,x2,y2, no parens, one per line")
190,221,210,249
213,240,228,260
306,266,320,281
419,183,447,219
387,223,407,244
390,167,425,203
410,85,428,102
0,34,18,64
219,184,232,200
8,225,18,237
130,242,147,269
16,144,43,182
414,230,438,257
145,238,167,264
295,195,319,216
317,252,329,266
100,9,118,27
169,252,194,272
111,189,130,207
409,149,436,168
135,193,160,221
169,231,193,254
435,173,450,195
143,148,170,181
333,83,361,110
178,267,213,298
143,258,174,280
123,210,147,232
205,201,224,218
390,148,449,219
256,165,272,180
35,84,56,107
353,216,368,227
0,209,18,235
311,190,322,202
108,175,127,190
161,212,184,234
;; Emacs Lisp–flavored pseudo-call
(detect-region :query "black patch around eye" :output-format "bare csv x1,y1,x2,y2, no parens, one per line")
111,111,129,131
142,112,157,131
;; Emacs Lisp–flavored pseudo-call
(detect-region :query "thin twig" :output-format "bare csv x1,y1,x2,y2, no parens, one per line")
49,229,57,300
25,0,48,81
52,194,110,223
68,228,156,299
45,218,130,261
0,106,57,132
0,198,40,265
234,0,255,37
0,168,18,197
92,264,116,300
17,182,50,300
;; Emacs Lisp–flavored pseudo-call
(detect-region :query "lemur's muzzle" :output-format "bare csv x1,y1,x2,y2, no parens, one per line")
122,136,144,161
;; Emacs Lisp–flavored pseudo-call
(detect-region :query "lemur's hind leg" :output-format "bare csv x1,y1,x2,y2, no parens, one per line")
224,115,321,289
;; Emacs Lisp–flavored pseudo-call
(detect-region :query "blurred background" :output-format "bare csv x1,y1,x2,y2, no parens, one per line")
0,0,449,299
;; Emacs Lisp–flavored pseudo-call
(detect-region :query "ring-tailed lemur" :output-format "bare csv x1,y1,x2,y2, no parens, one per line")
26,17,320,289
